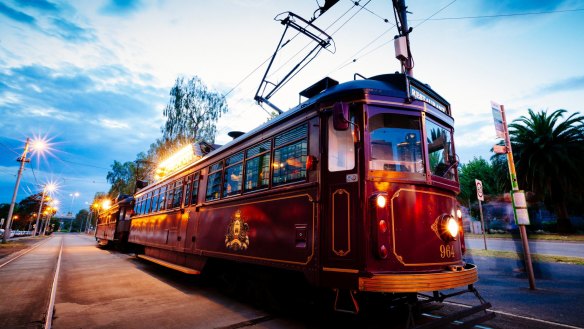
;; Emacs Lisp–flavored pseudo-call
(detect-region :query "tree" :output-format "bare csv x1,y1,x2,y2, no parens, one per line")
457,157,497,207
162,76,228,145
106,160,136,197
506,109,584,233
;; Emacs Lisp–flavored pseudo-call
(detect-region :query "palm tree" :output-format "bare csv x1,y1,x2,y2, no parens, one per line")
507,109,584,233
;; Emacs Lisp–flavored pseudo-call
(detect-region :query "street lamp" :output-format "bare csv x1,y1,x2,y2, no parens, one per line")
2,138,47,243
33,182,57,236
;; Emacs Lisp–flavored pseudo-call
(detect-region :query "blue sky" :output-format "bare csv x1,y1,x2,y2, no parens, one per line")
1,0,583,215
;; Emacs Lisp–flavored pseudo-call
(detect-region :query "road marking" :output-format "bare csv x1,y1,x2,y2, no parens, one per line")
0,237,53,269
44,237,64,329
444,300,583,329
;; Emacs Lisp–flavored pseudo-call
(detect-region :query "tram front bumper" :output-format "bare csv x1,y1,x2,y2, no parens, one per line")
358,263,478,293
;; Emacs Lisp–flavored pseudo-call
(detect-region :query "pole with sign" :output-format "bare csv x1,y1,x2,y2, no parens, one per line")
491,101,536,290
475,179,488,250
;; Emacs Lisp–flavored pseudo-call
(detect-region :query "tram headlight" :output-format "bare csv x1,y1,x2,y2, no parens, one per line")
376,194,387,208
440,215,459,240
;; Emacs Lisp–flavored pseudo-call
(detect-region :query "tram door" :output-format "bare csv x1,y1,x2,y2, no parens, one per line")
322,106,360,270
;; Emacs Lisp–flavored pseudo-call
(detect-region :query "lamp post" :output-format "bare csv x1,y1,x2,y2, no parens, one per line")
33,183,56,236
2,138,31,243
68,192,79,232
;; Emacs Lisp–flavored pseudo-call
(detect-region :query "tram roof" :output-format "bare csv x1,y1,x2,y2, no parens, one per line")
208,73,448,156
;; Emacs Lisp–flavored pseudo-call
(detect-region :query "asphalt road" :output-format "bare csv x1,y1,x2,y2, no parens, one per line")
2,234,583,329
0,237,61,328
465,236,584,258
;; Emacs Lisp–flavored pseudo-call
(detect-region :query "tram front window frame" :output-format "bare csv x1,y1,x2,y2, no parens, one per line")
366,106,458,184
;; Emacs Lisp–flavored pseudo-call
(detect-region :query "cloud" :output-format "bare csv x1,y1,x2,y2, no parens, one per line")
536,75,584,94
15,0,59,12
0,2,36,25
100,0,144,16
50,17,96,42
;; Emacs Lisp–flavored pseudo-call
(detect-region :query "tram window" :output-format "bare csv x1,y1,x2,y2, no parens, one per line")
191,173,199,204
369,114,424,174
151,189,160,213
426,119,456,180
158,185,167,211
223,152,243,197
166,182,175,209
206,161,223,201
245,141,271,192
144,192,151,214
273,124,308,186
172,180,183,208
184,177,192,207
328,115,355,171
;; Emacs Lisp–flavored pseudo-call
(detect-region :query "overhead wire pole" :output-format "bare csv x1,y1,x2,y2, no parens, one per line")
2,138,31,244
394,0,414,76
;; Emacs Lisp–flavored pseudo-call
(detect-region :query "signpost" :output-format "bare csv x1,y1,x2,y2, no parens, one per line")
475,179,487,250
491,101,536,290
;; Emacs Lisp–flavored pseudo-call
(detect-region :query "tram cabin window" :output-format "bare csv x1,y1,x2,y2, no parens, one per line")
158,185,167,211
369,114,424,174
426,119,456,180
190,173,199,205
328,115,355,171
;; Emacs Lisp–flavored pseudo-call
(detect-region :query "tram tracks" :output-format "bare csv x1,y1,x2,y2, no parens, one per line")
0,237,52,269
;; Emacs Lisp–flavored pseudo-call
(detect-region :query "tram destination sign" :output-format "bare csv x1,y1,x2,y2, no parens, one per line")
409,85,447,113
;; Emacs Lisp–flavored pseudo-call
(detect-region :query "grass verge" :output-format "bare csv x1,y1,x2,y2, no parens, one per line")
466,233,584,242
466,248,584,265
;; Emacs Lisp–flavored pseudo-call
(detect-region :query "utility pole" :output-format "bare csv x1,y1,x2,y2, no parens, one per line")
2,138,31,244
492,102,536,290
33,188,48,236
394,0,414,76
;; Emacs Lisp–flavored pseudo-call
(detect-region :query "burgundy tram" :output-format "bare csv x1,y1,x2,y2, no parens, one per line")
128,73,477,310
95,195,134,247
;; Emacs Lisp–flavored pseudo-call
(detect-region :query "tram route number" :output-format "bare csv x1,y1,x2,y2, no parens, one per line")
439,245,455,258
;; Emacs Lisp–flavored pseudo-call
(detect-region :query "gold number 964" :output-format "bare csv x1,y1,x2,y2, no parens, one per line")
440,245,455,258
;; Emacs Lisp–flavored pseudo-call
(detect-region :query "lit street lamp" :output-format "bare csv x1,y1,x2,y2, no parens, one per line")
2,138,47,243
33,183,57,236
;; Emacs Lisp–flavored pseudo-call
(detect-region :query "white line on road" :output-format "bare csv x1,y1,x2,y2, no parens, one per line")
444,301,584,329
44,237,64,329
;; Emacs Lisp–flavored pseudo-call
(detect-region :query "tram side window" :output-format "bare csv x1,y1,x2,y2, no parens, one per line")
206,161,223,201
185,175,193,207
426,119,456,180
172,180,183,208
369,114,424,174
191,172,199,204
328,115,355,171
144,192,151,214
244,141,271,192
166,182,175,209
273,124,308,186
158,185,167,211
151,189,160,213
223,152,243,197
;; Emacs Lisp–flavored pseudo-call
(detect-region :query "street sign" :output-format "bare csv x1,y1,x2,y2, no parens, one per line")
475,179,484,201
493,144,507,154
491,101,506,139
512,190,530,225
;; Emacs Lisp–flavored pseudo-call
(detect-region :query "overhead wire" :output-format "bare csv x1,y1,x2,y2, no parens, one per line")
410,7,584,22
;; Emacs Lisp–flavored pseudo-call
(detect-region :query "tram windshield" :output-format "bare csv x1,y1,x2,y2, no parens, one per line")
369,114,424,174
368,113,457,180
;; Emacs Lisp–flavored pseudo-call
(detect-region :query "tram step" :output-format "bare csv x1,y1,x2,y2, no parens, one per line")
137,254,201,275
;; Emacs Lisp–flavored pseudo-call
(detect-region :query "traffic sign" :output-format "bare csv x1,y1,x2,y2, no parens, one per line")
475,179,484,201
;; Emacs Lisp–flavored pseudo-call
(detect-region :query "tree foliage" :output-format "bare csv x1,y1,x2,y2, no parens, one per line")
162,76,228,145
106,160,136,197
457,157,498,206
502,109,584,233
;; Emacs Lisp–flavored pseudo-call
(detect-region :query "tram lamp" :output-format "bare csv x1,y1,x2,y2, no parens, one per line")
439,214,460,241
375,194,387,208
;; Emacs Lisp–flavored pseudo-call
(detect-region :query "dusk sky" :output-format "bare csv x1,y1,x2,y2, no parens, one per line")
1,0,583,216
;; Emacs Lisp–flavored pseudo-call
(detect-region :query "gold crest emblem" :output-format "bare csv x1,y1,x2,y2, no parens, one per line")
225,210,250,251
